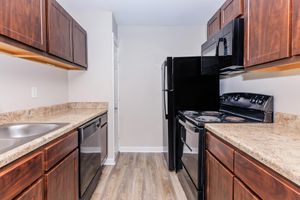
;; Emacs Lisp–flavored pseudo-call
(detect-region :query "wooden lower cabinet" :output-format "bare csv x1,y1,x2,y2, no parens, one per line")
206,132,300,200
45,149,79,200
234,178,259,200
0,151,44,200
15,178,44,200
206,150,234,200
235,151,300,200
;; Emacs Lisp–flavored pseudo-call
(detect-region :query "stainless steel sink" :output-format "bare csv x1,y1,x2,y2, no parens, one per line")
0,123,69,154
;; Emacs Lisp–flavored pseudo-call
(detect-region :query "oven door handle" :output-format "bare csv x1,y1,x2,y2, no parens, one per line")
185,121,203,134
179,119,185,126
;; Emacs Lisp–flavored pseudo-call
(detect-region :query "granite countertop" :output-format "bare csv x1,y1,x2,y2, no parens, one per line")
0,102,108,169
205,113,300,187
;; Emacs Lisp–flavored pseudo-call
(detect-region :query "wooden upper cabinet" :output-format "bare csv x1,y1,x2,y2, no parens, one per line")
73,20,88,68
0,0,46,51
221,0,244,28
292,0,300,56
234,178,259,200
244,0,291,67
206,151,234,200
47,0,73,62
207,10,221,38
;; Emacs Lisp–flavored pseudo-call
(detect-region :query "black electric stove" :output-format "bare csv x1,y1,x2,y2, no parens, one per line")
176,93,274,200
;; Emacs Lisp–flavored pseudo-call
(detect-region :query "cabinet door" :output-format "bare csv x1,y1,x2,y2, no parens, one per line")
244,0,291,67
206,151,234,200
207,10,221,38
292,0,300,56
0,0,46,50
100,123,108,165
0,151,43,200
45,149,79,200
73,21,88,68
221,0,243,28
15,178,44,200
234,178,259,200
47,0,73,62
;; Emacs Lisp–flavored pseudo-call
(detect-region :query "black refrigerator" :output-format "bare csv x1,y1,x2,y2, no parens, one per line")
162,57,219,171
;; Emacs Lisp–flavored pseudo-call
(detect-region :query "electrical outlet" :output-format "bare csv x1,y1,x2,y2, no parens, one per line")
31,87,38,98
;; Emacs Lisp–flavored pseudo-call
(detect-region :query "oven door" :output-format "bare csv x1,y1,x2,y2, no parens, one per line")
78,117,102,197
178,119,205,190
180,120,200,189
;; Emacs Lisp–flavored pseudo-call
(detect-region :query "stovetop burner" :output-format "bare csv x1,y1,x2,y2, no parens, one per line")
196,116,221,123
182,111,200,116
201,111,223,116
224,116,246,122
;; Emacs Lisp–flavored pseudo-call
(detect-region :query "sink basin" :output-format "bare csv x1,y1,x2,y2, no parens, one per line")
0,123,69,139
0,123,69,154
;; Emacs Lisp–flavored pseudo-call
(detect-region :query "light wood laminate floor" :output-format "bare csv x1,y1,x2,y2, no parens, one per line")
91,153,187,200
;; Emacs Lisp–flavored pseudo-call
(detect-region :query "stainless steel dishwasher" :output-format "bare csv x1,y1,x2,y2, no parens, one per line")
78,116,102,200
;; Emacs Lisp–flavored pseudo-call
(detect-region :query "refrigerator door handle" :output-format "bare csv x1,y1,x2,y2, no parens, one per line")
162,62,168,119
162,89,174,92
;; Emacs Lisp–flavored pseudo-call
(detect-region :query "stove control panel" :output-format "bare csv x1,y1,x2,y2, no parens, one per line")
220,93,273,112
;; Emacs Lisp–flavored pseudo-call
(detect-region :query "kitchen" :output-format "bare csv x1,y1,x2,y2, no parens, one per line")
0,0,300,200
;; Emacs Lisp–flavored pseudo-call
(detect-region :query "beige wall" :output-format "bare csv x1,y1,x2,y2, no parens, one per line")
62,7,117,163
221,69,300,115
118,26,207,150
0,54,68,113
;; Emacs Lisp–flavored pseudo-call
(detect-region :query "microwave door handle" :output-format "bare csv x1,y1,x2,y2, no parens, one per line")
216,37,225,57
223,37,228,56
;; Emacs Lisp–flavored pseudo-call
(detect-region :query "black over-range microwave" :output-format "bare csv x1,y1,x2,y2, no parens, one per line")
201,18,244,77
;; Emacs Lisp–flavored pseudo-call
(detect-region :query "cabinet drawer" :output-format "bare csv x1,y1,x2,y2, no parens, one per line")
235,152,300,200
234,178,259,200
45,131,78,171
207,10,221,38
206,132,234,171
221,0,243,28
0,151,44,200
15,178,44,200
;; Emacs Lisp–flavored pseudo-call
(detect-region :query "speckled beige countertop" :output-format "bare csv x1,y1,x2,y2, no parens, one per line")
205,113,300,187
0,102,108,169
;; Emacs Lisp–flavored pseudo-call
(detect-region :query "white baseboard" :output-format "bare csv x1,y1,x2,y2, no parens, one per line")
119,146,164,153
104,158,116,165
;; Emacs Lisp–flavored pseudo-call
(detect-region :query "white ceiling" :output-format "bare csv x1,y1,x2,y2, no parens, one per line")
59,0,224,26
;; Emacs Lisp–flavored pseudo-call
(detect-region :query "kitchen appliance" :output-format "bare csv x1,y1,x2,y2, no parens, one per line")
201,18,244,76
176,93,274,200
161,57,219,171
78,114,107,200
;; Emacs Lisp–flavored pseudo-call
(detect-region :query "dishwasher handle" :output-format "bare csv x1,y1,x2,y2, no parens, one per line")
78,117,101,143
